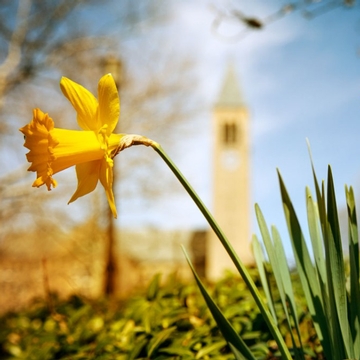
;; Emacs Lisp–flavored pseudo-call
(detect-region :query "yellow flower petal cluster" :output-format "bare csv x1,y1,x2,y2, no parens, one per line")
20,74,123,218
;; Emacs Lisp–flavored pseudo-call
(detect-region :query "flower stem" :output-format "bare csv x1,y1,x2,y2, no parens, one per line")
150,142,292,360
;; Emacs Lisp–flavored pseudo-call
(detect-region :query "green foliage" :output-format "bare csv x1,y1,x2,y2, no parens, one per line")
179,144,360,359
0,272,279,360
259,160,360,360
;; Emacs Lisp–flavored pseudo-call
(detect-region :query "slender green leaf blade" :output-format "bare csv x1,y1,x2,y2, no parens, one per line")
305,186,334,356
308,149,339,359
255,204,304,359
147,326,177,358
272,226,304,359
306,187,326,287
251,234,277,325
182,246,257,360
346,185,360,359
195,341,227,359
327,167,354,359
255,205,286,308
277,170,332,357
229,343,249,360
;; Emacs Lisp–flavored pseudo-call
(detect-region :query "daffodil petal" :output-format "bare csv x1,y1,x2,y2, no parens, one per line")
98,74,120,136
99,158,117,218
60,77,100,131
68,160,101,204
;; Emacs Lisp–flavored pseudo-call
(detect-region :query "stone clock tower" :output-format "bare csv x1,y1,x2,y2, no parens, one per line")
206,64,253,280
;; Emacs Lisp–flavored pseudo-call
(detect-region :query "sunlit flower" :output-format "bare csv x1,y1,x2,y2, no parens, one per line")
20,74,124,218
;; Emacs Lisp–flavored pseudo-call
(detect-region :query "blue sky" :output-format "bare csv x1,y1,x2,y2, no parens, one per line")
117,1,360,257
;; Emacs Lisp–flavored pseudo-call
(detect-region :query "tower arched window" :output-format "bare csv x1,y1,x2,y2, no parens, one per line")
223,122,238,144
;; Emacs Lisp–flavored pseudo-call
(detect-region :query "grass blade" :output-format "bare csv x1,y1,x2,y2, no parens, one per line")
306,187,326,288
229,343,249,360
307,145,341,359
346,185,360,359
272,226,304,360
182,246,257,360
305,186,335,358
251,234,278,325
277,170,332,358
255,204,305,359
327,167,354,359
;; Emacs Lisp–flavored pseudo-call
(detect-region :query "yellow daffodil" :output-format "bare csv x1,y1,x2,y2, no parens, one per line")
20,74,124,218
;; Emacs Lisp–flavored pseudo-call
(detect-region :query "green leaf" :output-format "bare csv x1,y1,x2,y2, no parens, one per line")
346,185,360,359
159,346,194,357
229,343,249,360
272,226,304,359
251,234,277,324
327,167,354,359
305,185,331,349
255,203,304,359
147,326,177,358
182,246,257,360
277,169,331,357
146,273,162,301
307,144,340,359
128,335,149,360
306,187,326,288
195,340,227,359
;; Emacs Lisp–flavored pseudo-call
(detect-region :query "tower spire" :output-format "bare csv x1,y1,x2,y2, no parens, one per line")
216,64,243,108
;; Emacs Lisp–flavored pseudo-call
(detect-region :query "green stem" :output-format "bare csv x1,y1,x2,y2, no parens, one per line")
151,142,292,360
